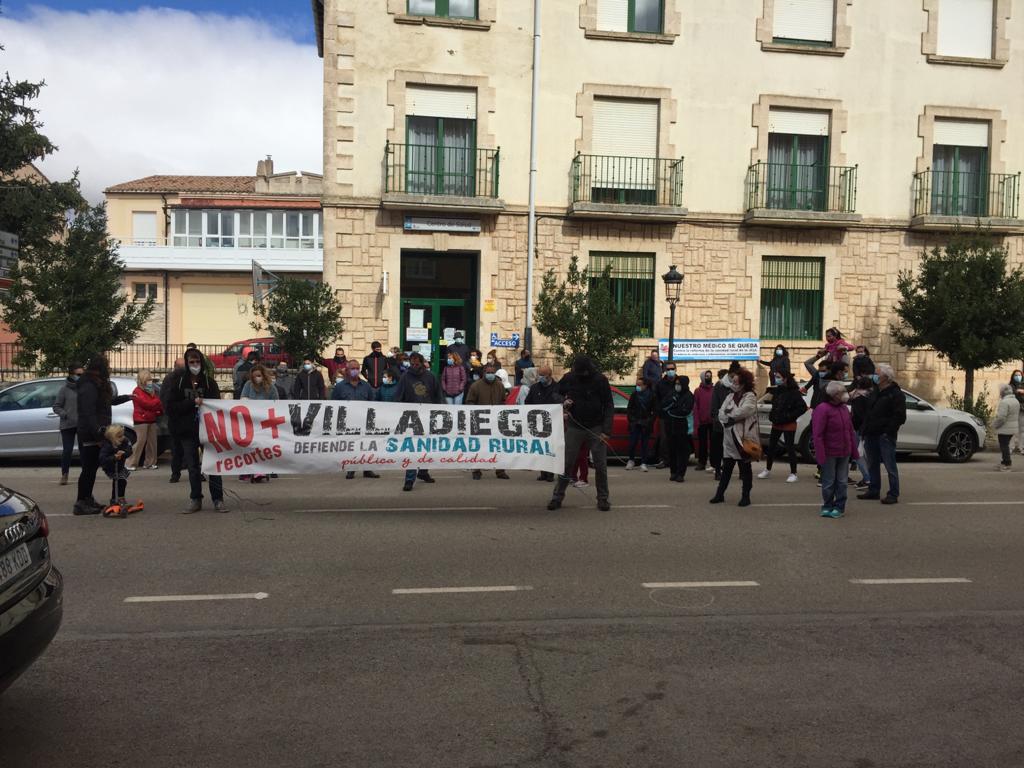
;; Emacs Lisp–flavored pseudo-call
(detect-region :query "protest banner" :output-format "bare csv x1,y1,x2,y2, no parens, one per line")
657,338,760,361
199,400,565,475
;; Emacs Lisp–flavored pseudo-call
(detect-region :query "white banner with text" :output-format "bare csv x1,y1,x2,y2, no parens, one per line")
199,400,565,475
658,338,761,361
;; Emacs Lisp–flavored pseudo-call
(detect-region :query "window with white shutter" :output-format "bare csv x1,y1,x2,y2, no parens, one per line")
406,86,476,120
589,98,660,202
596,0,662,34
597,0,629,32
773,0,835,44
937,0,994,58
131,212,157,246
931,120,991,216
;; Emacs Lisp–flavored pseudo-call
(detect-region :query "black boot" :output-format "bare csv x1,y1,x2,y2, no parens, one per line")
710,460,735,503
738,462,753,507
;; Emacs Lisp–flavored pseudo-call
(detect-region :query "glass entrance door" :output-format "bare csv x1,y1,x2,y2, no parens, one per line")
400,298,471,377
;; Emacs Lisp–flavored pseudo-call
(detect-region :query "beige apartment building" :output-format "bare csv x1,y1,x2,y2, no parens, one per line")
312,0,1024,398
105,158,323,346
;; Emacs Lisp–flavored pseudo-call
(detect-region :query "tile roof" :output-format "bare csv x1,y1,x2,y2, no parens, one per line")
105,175,257,194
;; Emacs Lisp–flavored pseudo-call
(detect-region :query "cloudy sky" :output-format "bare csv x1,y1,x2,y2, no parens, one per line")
0,1,323,201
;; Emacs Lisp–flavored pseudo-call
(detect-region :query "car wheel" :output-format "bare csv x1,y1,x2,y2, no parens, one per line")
938,425,976,463
798,428,816,464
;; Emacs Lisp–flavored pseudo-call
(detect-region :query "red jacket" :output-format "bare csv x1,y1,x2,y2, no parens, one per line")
132,386,163,424
692,382,715,428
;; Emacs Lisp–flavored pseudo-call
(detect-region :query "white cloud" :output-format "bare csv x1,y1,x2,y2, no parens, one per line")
0,6,323,201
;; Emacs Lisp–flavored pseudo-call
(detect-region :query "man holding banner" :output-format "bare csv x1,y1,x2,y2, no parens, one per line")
395,352,443,492
547,356,614,512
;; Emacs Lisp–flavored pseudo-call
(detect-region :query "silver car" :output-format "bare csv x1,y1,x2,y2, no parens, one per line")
0,377,141,458
758,387,987,464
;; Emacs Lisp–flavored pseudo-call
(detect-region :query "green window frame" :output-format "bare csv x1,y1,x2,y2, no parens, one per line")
407,0,478,19
760,256,825,341
589,252,656,337
405,116,478,196
628,0,664,33
930,144,990,217
766,132,829,211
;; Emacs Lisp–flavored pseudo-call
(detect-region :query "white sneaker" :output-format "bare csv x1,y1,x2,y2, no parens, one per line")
640,464,648,472
705,466,715,473
625,460,635,471
573,480,589,488
757,469,771,479
786,473,799,483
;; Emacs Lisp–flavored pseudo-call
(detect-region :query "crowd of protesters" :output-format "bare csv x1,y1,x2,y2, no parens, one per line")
53,327,1024,518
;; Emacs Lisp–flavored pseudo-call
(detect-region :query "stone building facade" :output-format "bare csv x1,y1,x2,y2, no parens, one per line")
312,0,1024,401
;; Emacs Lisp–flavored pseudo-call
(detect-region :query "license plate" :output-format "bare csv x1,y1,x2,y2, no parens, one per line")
0,543,31,589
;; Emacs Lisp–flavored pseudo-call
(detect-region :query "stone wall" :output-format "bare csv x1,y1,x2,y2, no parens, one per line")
325,204,1024,405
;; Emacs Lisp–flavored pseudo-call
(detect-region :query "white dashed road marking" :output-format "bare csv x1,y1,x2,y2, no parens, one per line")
642,581,760,589
124,592,270,603
849,578,972,585
392,585,534,595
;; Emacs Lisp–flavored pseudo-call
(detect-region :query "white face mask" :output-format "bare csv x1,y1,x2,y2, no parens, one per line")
188,364,201,375
303,363,313,371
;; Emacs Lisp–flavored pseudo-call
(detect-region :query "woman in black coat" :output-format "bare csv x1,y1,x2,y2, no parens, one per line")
74,356,132,515
759,371,806,482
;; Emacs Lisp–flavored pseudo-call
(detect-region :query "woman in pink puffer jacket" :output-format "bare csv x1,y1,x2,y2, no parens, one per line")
812,380,859,519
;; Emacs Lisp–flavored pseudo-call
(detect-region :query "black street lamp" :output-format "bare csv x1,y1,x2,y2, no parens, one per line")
662,265,684,364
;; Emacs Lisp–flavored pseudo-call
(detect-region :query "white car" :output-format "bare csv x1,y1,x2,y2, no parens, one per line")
0,376,143,458
758,387,986,464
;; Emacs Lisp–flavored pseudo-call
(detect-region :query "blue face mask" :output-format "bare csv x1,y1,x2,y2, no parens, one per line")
870,374,880,385
538,376,549,385
485,373,496,382
71,374,80,381
818,371,827,378
775,349,784,357
666,371,676,380
447,358,454,366
774,377,784,386
1014,374,1022,384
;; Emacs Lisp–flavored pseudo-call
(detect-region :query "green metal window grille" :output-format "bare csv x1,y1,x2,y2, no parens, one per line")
589,252,656,337
628,0,664,33
760,257,825,341
407,0,478,19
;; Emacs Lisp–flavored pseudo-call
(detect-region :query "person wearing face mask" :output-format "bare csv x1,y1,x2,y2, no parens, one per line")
239,363,279,483
642,348,664,387
525,365,563,481
441,351,468,405
331,361,381,480
128,368,163,471
710,367,759,507
993,383,1019,471
857,364,906,505
710,362,741,481
54,363,84,485
273,362,294,399
548,356,614,512
395,352,443,491
465,364,512,480
325,346,348,383
377,370,400,402
233,350,261,400
848,376,876,489
661,374,694,483
165,349,228,513
652,363,680,469
692,370,715,472
852,345,876,379
757,344,791,381
292,356,326,400
360,341,388,391
516,367,539,405
823,327,856,365
759,371,806,483
515,349,534,386
812,380,860,518
804,355,849,409
447,334,470,371
465,349,485,395
625,377,654,472
161,358,186,483
1009,370,1024,455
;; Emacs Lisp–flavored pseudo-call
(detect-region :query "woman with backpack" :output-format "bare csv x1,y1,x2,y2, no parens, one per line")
758,371,806,483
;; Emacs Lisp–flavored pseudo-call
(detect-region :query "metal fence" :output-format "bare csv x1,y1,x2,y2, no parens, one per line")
0,343,231,378
571,154,684,207
745,162,858,213
383,142,500,198
912,170,1021,218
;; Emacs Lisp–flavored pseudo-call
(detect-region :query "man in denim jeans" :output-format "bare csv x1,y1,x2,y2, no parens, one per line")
857,363,906,505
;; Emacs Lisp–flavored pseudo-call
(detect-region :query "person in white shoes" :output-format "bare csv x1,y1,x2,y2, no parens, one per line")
625,376,654,472
758,371,806,483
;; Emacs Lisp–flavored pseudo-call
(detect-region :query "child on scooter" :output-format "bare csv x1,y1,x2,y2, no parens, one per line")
99,425,141,516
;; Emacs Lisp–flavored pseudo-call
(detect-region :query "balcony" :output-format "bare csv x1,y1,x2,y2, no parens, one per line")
911,170,1023,232
568,154,686,221
381,142,504,214
113,238,323,273
744,162,861,227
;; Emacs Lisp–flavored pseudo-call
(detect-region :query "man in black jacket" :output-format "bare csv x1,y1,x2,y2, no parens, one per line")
652,362,679,469
548,356,614,512
709,362,741,480
161,357,186,483
361,341,389,391
165,348,227,513
661,374,694,483
395,352,443,492
525,364,562,481
857,363,906,504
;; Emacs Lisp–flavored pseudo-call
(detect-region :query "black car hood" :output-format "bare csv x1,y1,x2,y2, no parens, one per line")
0,485,36,525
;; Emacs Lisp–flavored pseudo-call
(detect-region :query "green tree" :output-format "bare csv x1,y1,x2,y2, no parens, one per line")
892,230,1024,403
534,255,640,376
1,204,154,371
251,277,345,360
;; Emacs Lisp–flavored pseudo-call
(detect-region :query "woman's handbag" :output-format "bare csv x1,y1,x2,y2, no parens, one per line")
733,432,764,462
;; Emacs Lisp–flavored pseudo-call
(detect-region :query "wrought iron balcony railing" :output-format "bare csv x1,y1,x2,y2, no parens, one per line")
570,153,684,207
912,169,1020,219
384,142,500,198
745,162,858,213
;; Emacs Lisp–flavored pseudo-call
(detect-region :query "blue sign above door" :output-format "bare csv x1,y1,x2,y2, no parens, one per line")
489,332,520,349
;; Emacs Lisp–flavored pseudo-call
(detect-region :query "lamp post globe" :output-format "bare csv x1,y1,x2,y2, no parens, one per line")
661,265,684,363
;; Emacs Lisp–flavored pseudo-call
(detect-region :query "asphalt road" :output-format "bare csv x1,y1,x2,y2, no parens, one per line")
1,452,1023,767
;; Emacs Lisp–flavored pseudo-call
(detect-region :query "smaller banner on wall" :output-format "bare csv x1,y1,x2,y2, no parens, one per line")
199,401,564,476
658,338,761,361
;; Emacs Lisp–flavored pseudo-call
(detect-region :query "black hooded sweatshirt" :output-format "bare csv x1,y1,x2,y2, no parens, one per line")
557,358,614,433
661,375,694,428
165,352,222,439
